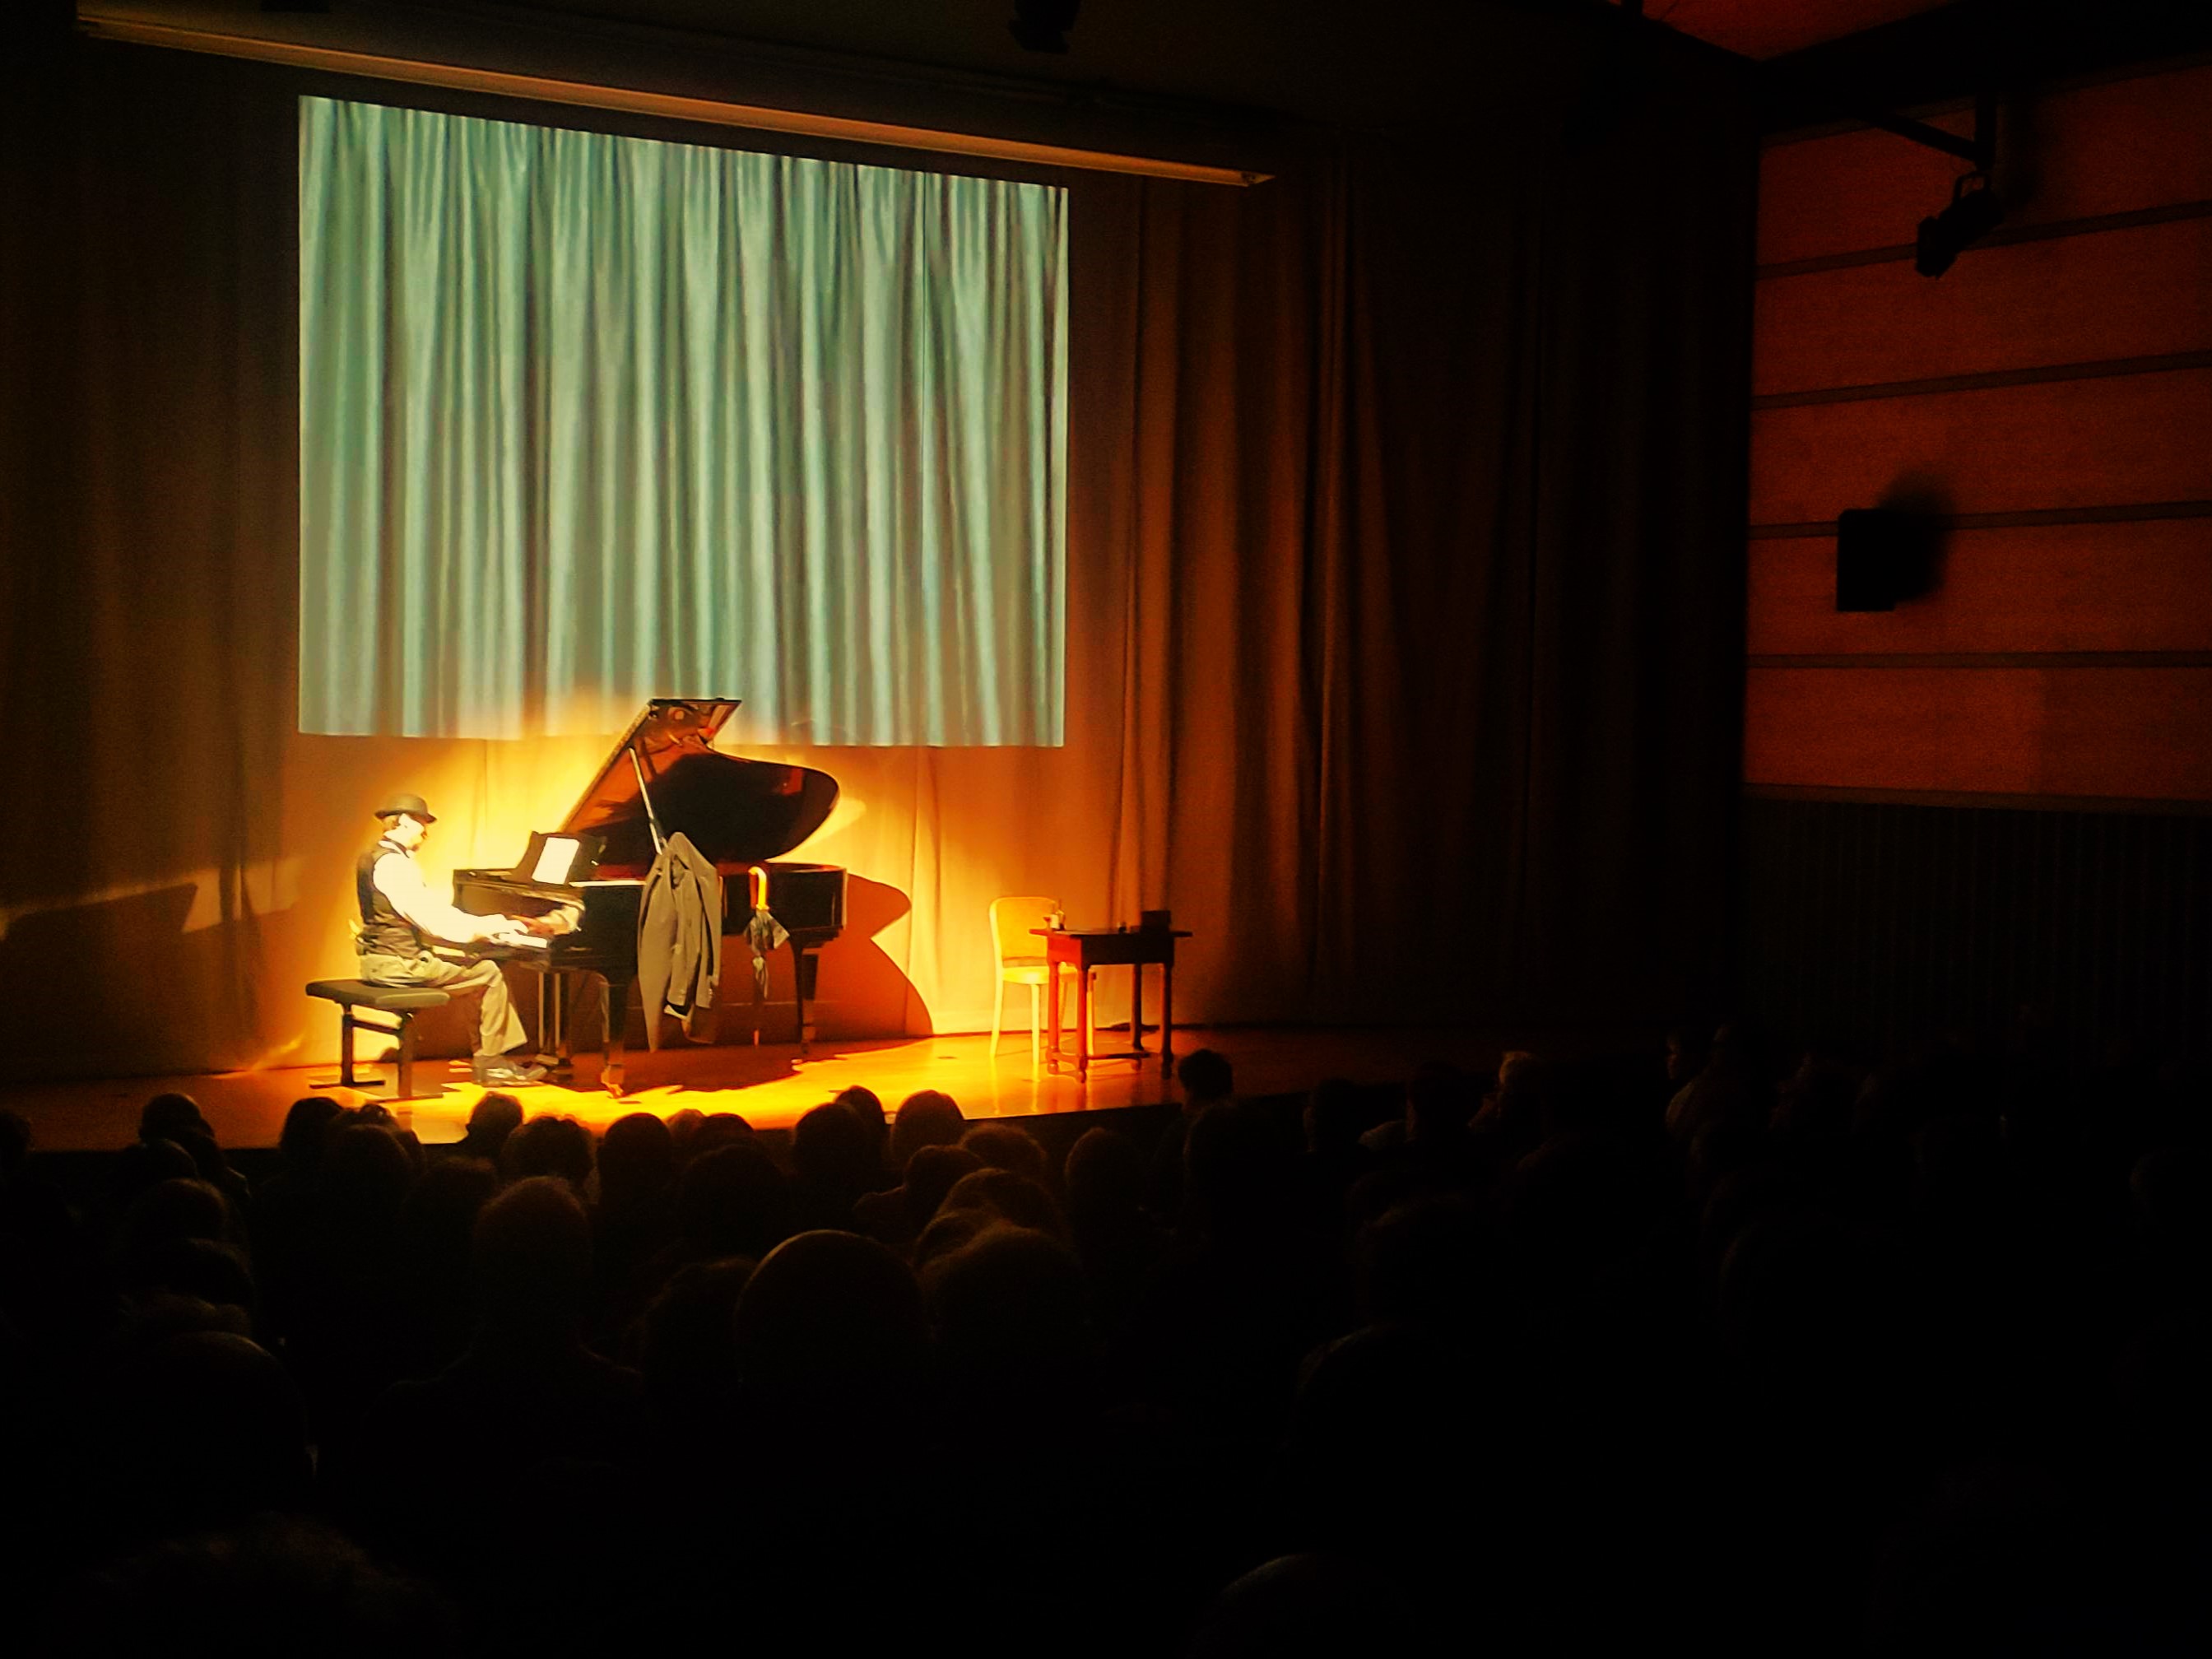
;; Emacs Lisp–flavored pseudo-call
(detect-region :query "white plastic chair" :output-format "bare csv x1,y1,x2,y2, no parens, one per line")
989,895,1081,1064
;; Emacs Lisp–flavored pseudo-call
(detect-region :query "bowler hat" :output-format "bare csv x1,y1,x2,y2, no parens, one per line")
373,792,437,823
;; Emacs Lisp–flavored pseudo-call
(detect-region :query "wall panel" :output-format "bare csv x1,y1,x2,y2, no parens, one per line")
1754,214,2212,395
1749,367,2212,526
1744,666,2212,799
1747,518,2212,655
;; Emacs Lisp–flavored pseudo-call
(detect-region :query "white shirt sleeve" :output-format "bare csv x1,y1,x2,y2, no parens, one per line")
372,851,502,946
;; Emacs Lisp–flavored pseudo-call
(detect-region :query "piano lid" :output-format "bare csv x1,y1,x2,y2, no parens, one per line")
557,699,839,876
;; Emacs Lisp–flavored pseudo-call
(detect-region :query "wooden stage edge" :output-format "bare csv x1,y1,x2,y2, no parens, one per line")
0,1025,1569,1154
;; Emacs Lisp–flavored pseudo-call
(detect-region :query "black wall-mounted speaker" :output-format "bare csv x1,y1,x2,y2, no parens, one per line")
1836,507,1943,612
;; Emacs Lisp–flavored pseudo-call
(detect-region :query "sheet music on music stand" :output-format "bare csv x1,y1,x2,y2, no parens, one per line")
508,830,604,888
532,837,583,884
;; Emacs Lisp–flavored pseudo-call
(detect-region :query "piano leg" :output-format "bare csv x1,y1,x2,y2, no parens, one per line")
790,941,816,1054
553,973,574,1066
532,971,574,1074
602,972,631,1095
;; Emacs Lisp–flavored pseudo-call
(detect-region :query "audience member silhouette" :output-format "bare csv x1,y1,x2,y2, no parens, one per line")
44,1516,455,1657
888,1088,966,1168
852,1141,981,1248
831,1084,891,1182
99,1331,312,1542
1187,1552,1425,1657
1063,1127,1164,1337
1148,1047,1235,1220
922,1222,1094,1407
453,1091,523,1165
500,1113,593,1188
668,1139,792,1264
632,1255,753,1448
937,1165,1066,1239
137,1093,252,1218
731,1229,932,1510
351,1178,648,1596
790,1100,873,1231
589,1111,677,1323
0,1108,30,1181
393,1155,499,1373
960,1121,1053,1185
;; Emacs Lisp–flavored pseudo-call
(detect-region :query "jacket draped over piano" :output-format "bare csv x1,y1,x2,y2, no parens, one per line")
637,831,722,1048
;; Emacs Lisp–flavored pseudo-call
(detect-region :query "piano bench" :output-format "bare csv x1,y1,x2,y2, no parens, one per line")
307,979,453,1102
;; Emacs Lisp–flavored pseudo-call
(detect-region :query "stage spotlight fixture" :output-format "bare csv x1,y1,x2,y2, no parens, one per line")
1009,0,1079,53
1915,170,2003,278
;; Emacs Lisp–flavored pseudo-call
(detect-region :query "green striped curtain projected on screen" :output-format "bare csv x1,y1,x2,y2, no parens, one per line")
299,96,1067,744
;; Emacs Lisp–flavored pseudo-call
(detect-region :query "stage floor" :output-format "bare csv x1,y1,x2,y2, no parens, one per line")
2,1025,1516,1152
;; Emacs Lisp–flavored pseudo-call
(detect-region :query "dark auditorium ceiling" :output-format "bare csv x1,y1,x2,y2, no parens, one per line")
79,1,2212,138
338,0,1963,121
437,0,2212,120
467,0,1958,72
1611,0,1952,60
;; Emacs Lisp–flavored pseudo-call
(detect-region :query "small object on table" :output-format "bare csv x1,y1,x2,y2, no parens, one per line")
1033,922,1192,1079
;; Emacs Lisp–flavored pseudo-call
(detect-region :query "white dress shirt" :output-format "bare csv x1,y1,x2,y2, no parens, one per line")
370,846,505,947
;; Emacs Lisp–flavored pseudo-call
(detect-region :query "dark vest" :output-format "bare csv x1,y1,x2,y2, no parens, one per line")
356,841,425,956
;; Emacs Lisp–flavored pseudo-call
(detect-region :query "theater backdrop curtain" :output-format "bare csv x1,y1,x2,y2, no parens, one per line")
298,97,1067,746
0,37,1752,1081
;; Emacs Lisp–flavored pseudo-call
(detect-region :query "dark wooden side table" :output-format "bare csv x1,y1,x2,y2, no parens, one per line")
1034,926,1192,1077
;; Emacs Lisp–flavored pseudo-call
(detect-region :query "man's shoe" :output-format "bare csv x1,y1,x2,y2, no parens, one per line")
472,1055,546,1087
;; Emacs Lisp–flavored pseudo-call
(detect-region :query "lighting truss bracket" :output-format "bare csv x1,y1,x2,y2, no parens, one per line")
1859,86,1996,173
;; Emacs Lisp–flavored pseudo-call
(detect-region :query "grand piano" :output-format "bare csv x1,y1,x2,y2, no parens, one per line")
454,698,846,1094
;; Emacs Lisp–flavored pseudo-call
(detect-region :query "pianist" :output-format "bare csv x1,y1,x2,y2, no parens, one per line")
356,792,550,1087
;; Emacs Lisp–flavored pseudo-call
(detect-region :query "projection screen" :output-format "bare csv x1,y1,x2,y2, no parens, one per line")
299,96,1067,746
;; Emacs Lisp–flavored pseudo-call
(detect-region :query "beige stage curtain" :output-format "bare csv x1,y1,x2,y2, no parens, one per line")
0,38,1751,1082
